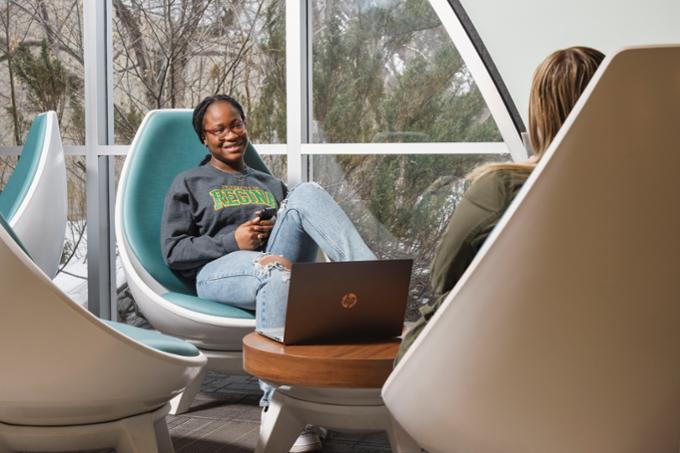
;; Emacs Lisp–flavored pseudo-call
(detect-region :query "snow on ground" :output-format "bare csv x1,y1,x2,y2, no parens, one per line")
53,224,126,308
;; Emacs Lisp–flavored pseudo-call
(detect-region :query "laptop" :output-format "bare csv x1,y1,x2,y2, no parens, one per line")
257,259,413,345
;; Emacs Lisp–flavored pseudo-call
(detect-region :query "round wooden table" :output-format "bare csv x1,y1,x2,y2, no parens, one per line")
243,332,419,453
243,332,400,388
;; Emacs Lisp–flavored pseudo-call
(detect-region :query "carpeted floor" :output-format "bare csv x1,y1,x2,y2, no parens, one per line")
167,371,392,452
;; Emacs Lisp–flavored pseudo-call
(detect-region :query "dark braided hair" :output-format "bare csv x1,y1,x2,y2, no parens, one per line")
192,94,246,142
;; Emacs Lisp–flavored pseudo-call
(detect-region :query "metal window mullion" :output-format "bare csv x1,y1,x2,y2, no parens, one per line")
104,0,116,321
83,0,116,320
303,0,314,182
300,142,510,155
0,142,511,156
285,0,310,185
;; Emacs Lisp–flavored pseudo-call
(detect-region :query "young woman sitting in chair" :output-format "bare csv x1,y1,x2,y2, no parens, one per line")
396,46,605,362
161,94,375,312
161,94,375,452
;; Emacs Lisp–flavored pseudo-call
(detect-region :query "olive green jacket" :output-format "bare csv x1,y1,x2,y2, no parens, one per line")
396,169,527,363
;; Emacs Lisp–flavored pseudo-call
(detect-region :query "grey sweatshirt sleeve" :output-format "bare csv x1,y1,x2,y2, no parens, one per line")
161,177,238,272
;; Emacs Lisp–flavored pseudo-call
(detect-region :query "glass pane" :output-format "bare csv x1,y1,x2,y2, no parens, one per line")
260,154,287,181
112,0,286,144
0,0,85,278
0,156,17,189
53,156,88,307
311,152,510,319
0,0,85,146
311,0,501,144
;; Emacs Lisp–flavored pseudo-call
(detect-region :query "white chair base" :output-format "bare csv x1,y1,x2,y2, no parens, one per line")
169,349,246,415
0,404,174,453
256,385,420,453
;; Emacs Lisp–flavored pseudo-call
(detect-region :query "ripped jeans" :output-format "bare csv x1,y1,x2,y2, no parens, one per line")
196,182,376,313
196,183,376,407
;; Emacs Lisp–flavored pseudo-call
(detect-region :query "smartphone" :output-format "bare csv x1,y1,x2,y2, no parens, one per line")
256,207,277,221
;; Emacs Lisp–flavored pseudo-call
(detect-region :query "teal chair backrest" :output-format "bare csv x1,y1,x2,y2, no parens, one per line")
122,110,270,295
0,114,47,220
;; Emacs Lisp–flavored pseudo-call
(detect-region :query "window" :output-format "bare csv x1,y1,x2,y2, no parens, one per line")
311,0,500,143
0,0,84,147
308,0,510,317
112,0,287,144
0,1,86,301
311,152,508,318
1,0,524,318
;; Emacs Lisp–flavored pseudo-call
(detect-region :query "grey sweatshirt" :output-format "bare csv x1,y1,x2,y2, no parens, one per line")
161,160,287,280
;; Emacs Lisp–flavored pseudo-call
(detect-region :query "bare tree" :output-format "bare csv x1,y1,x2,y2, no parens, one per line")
0,0,85,279
112,0,277,142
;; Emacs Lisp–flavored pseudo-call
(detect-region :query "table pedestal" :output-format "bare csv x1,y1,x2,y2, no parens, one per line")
243,333,419,453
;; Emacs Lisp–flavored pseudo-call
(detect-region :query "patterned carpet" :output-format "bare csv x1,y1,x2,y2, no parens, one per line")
167,372,392,453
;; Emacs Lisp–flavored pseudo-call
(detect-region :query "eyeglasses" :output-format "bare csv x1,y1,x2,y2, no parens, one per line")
204,119,246,137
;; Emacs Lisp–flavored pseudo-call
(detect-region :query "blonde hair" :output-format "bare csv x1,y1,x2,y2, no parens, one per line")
470,46,604,181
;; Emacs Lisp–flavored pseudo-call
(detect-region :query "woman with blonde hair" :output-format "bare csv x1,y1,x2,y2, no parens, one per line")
396,46,605,361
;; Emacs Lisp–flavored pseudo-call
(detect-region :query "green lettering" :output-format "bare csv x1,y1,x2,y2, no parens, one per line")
265,192,276,208
252,189,268,204
224,189,239,206
209,190,224,210
235,189,251,204
211,186,278,210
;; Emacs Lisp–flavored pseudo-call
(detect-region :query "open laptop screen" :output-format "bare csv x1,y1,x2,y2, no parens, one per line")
258,259,412,345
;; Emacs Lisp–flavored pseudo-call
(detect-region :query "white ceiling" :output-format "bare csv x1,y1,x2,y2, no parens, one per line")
457,0,680,124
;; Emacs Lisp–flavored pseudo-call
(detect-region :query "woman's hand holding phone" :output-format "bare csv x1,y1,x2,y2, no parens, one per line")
256,207,277,221
234,214,274,250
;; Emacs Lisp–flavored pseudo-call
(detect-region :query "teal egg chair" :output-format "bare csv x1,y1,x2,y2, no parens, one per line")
0,111,66,277
115,109,270,414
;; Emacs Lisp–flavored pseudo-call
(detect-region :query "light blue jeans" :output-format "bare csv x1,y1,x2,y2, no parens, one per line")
196,182,376,309
195,182,376,406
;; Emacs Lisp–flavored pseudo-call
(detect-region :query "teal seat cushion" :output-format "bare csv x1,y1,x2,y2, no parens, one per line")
0,114,47,220
122,110,270,296
0,212,31,258
104,320,201,357
163,291,255,319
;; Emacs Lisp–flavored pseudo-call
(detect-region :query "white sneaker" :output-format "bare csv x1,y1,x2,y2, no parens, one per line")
289,425,322,453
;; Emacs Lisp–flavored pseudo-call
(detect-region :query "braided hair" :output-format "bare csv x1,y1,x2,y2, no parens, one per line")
192,94,246,142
